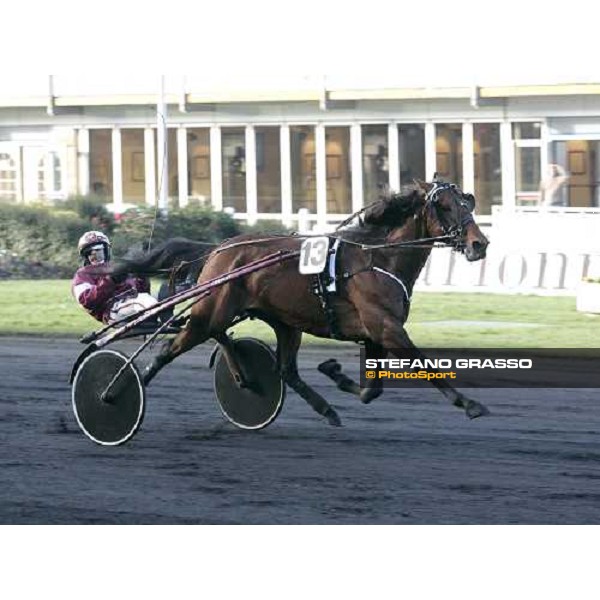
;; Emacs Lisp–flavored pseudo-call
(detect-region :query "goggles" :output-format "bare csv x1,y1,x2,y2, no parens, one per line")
86,244,107,264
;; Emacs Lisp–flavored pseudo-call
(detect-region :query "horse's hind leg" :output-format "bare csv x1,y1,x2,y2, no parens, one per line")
274,323,342,427
212,332,256,390
143,282,241,385
317,340,385,404
317,359,361,394
143,324,203,385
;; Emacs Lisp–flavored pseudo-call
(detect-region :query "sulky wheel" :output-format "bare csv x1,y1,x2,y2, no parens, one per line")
71,349,145,446
213,337,285,430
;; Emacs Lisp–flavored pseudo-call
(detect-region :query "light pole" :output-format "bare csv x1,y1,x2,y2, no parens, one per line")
157,75,168,215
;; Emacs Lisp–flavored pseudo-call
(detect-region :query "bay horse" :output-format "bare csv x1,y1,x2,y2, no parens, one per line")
116,179,490,426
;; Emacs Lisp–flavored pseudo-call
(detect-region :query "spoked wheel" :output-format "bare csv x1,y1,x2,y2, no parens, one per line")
72,349,145,446
213,337,285,430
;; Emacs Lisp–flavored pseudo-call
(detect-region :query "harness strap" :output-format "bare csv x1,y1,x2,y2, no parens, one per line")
372,266,411,305
312,238,343,339
312,242,411,338
325,238,341,293
312,272,343,340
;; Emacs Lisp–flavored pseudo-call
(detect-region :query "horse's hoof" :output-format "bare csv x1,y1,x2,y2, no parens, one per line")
360,388,383,404
337,376,361,395
465,400,490,419
324,408,342,427
318,359,341,377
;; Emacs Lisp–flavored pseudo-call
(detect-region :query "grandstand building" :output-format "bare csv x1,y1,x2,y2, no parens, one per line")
2,76,599,294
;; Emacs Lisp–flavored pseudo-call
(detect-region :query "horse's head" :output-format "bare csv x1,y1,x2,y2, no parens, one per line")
415,178,489,261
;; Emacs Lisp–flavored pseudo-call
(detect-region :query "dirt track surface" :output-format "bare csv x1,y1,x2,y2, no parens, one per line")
1,336,599,524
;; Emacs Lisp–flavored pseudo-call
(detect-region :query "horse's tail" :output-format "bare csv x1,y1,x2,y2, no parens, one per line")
110,237,216,281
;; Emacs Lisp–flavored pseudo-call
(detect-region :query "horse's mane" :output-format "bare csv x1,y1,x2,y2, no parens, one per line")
339,186,425,243
362,186,425,226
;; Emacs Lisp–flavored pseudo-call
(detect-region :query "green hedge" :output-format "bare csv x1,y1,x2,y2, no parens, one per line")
0,197,291,278
0,204,89,276
61,195,116,234
111,205,243,255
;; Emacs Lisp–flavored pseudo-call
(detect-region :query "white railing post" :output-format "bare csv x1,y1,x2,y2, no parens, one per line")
298,208,311,234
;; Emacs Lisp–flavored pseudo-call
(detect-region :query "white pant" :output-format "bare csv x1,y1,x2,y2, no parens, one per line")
108,293,158,323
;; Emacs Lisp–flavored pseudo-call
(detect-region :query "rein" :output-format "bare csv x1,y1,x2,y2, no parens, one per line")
149,182,473,284
333,232,459,251
209,230,458,254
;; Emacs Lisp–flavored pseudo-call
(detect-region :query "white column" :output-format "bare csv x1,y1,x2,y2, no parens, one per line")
315,123,327,230
15,146,23,203
540,119,550,177
156,76,168,213
462,122,475,193
111,127,123,211
388,122,400,192
64,131,78,197
245,125,257,225
210,125,223,211
177,127,188,208
77,128,90,196
280,125,293,227
425,122,437,181
350,123,363,212
144,128,156,206
22,148,38,202
500,121,516,210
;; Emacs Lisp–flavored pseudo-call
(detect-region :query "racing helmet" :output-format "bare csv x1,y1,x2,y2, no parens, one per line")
78,230,111,265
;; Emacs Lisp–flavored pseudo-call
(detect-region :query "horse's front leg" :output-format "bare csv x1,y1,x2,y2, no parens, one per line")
351,272,488,418
371,322,489,419
391,328,489,419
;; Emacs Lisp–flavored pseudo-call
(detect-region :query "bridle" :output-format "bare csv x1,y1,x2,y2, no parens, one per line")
332,183,476,252
424,182,475,252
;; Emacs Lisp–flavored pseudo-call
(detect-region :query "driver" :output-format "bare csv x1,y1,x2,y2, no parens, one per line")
72,231,158,324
